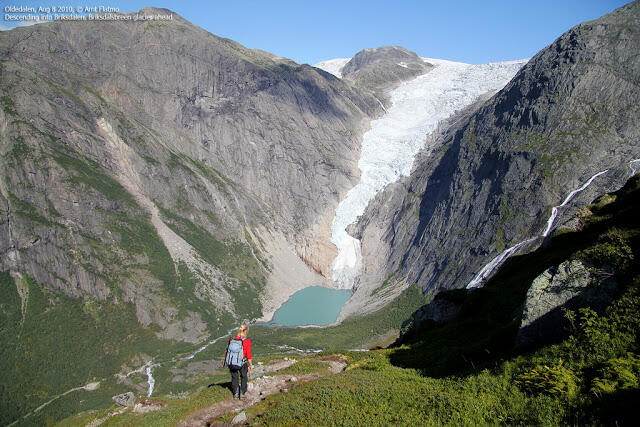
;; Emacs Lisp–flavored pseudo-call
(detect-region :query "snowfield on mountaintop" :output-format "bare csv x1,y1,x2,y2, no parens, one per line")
314,57,350,78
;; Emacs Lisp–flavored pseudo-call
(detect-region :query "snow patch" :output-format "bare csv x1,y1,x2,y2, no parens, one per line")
314,57,350,78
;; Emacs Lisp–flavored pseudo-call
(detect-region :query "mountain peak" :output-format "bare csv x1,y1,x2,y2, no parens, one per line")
341,46,426,77
337,45,433,99
138,6,175,14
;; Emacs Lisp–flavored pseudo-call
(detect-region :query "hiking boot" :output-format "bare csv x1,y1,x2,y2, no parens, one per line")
239,392,246,399
233,393,239,399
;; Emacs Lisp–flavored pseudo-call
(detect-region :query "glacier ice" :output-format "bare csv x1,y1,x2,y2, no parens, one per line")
329,57,528,289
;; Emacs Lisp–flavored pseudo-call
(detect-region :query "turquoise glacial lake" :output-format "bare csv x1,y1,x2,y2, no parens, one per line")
270,286,352,327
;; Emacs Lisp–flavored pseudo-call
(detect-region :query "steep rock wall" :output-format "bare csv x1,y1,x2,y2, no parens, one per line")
0,8,381,334
347,2,640,317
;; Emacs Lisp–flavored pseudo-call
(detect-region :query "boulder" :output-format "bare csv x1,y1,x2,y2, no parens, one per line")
248,364,267,379
516,259,617,348
232,411,247,424
132,397,166,414
112,392,135,407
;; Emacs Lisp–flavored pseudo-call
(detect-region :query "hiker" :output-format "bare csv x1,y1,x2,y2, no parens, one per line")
223,324,253,399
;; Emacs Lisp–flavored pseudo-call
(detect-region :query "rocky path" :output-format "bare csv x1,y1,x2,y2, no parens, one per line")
179,356,347,426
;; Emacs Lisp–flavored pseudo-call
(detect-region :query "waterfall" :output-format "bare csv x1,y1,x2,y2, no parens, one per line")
145,363,160,397
467,160,640,289
629,159,640,177
183,328,236,361
142,328,236,397
541,170,609,237
329,58,527,288
466,238,538,289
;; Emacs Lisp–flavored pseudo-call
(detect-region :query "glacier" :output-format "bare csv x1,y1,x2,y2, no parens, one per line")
326,57,528,289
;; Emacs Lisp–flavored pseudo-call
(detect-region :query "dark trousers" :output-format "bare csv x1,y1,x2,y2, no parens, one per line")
230,362,248,396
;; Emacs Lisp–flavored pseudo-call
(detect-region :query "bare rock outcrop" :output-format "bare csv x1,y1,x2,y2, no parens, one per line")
112,392,136,407
341,46,434,101
0,7,382,334
516,259,617,348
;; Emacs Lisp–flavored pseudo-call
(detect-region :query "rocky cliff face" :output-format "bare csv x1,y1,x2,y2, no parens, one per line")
347,1,640,316
340,46,433,102
0,7,382,338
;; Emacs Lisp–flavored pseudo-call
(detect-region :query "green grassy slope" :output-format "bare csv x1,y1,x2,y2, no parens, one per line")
0,272,194,426
0,142,265,424
0,91,270,424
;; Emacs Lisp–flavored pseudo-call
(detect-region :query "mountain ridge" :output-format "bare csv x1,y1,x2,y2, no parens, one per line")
0,10,389,423
0,6,385,330
1,3,639,424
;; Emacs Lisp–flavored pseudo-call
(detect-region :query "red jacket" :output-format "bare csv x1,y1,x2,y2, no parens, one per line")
234,335,252,360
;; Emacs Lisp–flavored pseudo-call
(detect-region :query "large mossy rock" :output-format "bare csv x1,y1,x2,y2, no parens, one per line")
516,259,617,348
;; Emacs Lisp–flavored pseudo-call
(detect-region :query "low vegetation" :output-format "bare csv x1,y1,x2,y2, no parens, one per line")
57,374,231,427
0,272,193,426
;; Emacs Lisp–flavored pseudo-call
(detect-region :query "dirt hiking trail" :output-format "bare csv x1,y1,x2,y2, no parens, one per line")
179,356,347,426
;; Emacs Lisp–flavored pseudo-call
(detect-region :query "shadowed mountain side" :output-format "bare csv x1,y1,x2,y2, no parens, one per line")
350,2,640,315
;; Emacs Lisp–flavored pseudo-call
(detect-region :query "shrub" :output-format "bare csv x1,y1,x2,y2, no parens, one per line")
591,353,640,396
591,194,616,210
575,206,592,219
576,227,634,270
516,361,578,398
346,354,389,372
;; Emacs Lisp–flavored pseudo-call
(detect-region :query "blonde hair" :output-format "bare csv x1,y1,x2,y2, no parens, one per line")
238,324,249,338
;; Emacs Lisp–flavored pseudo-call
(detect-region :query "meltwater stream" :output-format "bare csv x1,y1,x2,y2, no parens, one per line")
328,58,527,288
467,159,640,289
144,328,235,397
541,170,609,238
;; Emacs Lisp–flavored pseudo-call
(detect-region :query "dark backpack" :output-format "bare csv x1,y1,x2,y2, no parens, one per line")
225,338,245,369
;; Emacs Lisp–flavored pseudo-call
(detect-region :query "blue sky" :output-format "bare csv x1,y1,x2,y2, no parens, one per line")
1,0,630,64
